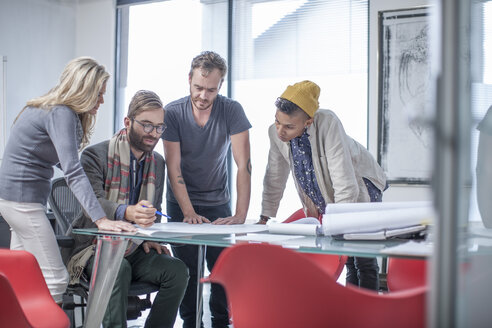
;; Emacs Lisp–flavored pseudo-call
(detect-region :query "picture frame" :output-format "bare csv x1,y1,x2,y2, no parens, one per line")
377,7,432,184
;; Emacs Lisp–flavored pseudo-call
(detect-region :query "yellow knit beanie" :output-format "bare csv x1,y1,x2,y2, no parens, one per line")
280,80,320,117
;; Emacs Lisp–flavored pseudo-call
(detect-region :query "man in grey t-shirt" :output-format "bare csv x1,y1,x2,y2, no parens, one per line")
162,51,251,328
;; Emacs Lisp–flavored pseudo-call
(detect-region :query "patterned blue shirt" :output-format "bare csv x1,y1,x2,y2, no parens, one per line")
290,130,327,214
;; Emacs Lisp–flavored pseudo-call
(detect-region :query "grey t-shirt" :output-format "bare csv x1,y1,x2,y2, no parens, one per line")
0,105,105,221
163,95,251,206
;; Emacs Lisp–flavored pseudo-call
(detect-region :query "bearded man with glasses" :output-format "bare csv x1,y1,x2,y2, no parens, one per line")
67,90,189,328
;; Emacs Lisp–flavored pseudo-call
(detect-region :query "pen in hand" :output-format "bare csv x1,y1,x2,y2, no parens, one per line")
142,205,171,219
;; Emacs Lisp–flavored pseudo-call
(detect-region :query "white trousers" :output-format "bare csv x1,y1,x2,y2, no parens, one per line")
0,198,69,303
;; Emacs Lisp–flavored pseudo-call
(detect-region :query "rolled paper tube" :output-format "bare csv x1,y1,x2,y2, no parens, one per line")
324,201,432,214
268,223,320,236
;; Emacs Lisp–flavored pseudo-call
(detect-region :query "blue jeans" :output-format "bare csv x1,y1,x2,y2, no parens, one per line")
167,201,230,328
345,178,384,291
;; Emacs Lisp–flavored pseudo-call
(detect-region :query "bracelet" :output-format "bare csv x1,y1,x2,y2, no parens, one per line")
259,215,270,223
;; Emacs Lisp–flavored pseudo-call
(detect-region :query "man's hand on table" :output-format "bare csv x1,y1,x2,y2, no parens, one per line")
256,215,270,225
213,215,246,225
183,212,211,224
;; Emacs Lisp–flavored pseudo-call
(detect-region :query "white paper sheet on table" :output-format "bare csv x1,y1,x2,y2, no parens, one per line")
230,233,318,248
231,233,305,243
137,222,268,236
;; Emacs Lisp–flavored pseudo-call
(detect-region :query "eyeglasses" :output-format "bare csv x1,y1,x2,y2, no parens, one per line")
133,119,166,134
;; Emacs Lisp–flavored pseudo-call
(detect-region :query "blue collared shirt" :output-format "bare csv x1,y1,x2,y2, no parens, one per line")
115,152,144,220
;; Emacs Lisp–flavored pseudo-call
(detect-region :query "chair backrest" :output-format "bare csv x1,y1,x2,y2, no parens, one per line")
48,177,82,234
205,243,426,328
387,258,427,292
283,208,347,279
0,249,70,328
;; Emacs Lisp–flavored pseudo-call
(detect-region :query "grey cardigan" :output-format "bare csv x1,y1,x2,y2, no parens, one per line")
0,105,105,221
68,140,165,259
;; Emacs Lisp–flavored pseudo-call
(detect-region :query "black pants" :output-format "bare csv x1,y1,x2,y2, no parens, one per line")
345,178,384,291
167,201,230,328
86,246,189,328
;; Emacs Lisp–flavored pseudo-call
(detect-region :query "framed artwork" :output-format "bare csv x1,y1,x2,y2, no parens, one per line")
377,7,432,184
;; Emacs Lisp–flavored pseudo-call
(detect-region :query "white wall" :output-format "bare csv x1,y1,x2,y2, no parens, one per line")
369,0,433,201
0,0,77,151
0,0,116,161
75,0,116,144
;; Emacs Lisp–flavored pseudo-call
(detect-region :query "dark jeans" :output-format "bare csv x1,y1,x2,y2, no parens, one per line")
167,201,231,328
344,178,384,291
86,245,189,328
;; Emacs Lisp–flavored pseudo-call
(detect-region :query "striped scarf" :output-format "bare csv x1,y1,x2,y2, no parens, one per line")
105,129,156,205
106,129,157,256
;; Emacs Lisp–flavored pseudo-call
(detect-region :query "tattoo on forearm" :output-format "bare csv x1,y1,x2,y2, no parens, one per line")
177,175,185,185
247,159,252,175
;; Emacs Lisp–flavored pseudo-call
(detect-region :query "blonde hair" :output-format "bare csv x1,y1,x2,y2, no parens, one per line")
17,57,110,148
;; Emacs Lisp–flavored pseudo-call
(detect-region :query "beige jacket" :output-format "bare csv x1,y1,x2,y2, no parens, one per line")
261,109,387,218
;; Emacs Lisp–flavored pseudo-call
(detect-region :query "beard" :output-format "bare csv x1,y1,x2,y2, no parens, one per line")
128,125,159,154
191,95,213,111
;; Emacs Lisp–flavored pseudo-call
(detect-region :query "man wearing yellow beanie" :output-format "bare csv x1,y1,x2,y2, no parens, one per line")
258,80,387,291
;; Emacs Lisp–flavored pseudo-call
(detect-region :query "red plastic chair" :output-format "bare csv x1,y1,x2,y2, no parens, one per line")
0,249,70,328
284,208,347,279
203,243,426,328
387,258,428,292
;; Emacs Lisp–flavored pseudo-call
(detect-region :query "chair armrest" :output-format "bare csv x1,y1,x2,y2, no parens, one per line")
56,235,74,248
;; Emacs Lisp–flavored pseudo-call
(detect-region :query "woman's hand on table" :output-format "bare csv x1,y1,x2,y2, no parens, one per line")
95,217,137,232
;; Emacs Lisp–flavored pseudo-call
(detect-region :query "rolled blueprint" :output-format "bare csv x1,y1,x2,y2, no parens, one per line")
325,201,432,214
268,223,320,236
322,206,434,236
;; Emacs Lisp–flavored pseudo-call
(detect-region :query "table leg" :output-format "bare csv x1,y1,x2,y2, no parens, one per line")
196,245,207,328
84,235,128,328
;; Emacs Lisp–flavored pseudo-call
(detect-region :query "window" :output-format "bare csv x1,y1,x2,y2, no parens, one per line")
231,0,368,220
116,0,369,221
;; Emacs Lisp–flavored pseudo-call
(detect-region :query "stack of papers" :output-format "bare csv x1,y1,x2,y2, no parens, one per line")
322,201,434,240
137,222,268,236
335,225,427,241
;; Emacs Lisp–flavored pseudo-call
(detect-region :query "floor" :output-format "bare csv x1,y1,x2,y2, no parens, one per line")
127,272,213,328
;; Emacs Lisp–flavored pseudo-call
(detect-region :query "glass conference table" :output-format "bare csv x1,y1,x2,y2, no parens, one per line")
73,224,430,328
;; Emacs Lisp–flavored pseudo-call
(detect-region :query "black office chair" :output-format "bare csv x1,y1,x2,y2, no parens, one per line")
48,177,159,325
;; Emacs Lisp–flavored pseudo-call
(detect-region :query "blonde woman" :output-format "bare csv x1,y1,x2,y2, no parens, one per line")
0,57,136,304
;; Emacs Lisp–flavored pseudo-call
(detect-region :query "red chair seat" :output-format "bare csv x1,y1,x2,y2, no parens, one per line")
283,208,346,278
387,258,427,291
204,243,426,328
0,249,70,328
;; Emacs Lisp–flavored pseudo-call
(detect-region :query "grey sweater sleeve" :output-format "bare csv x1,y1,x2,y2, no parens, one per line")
47,107,106,222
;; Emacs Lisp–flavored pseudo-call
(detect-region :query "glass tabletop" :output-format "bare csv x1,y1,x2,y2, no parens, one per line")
72,227,430,259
